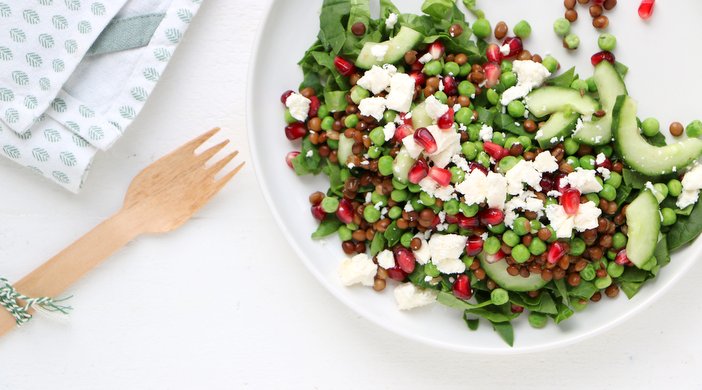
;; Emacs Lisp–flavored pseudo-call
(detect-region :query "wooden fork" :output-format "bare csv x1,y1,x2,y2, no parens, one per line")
0,128,243,337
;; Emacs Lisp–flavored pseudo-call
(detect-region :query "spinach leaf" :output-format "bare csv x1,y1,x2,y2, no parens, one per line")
618,266,650,283
552,302,574,324
620,281,644,299
622,168,651,189
370,232,386,256
465,304,519,323
463,312,480,331
436,291,494,310
324,90,348,112
568,280,598,300
318,0,351,55
292,137,323,175
654,236,670,268
494,113,531,137
398,14,435,36
676,205,694,216
615,61,628,78
475,106,496,126
383,221,402,247
491,321,514,347
324,161,344,197
547,67,577,88
311,217,342,239
615,182,633,206
510,292,558,315
667,200,702,250
552,279,570,307
461,0,485,18
645,132,667,147
421,0,454,20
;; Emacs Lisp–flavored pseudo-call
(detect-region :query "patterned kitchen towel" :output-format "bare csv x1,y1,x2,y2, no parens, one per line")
0,0,203,192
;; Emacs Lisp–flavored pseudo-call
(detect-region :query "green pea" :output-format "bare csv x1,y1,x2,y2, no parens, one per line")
607,262,624,278
486,89,499,105
566,156,580,168
337,225,353,241
605,171,622,189
570,79,588,92
391,189,408,202
368,127,385,146
434,91,448,104
425,263,441,277
500,71,517,88
599,184,617,201
378,156,394,176
606,250,617,261
503,137,520,150
492,132,506,146
512,244,531,263
518,136,532,150
472,18,492,39
344,114,359,128
388,206,402,219
284,109,298,124
408,183,422,193
458,80,476,97
585,193,599,205
317,104,330,119
384,110,397,123
419,191,435,206
423,60,443,76
541,55,559,73
321,116,335,131
597,33,617,51
477,151,491,168
392,178,407,190
667,179,683,197
503,230,520,247
580,264,596,281
367,145,382,159
563,138,580,156
612,232,627,249
641,118,660,137
528,312,548,329
400,232,415,248
507,100,526,118
595,176,604,188
529,237,547,256
491,288,510,305
443,199,460,215
321,197,339,213
364,205,381,223
488,223,507,234
564,33,580,50
553,17,571,37
350,85,369,104
569,237,586,256
686,120,702,138
460,203,479,217
501,60,513,73
594,274,612,289
484,236,502,255
371,192,388,207
530,220,541,232
661,208,677,226
579,155,596,169
514,20,532,39
460,142,477,161
467,124,481,141
586,77,598,93
449,166,465,184
444,61,461,76
447,224,458,233
654,183,669,199
459,63,472,77
513,217,531,236
346,223,358,231
456,107,473,125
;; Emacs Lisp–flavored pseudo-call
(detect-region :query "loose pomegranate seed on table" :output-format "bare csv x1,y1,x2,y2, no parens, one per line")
638,0,655,19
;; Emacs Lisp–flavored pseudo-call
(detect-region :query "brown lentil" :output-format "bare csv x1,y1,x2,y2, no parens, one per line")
605,284,620,298
300,87,316,98
567,272,582,287
541,269,553,282
574,259,588,272
553,267,566,280
524,119,538,133
457,95,471,107
592,15,609,29
449,23,464,37
603,0,617,10
474,268,486,280
354,242,366,253
454,53,468,65
494,21,508,40
531,54,543,63
507,265,520,276
591,291,602,302
342,241,355,255
589,4,603,17
309,191,325,205
410,237,422,251
670,122,684,137
565,9,578,22
537,228,552,241
564,0,576,9
596,268,608,279
349,73,361,86
373,277,386,292
351,22,366,36
404,50,417,65
519,268,531,278
527,290,540,298
517,50,532,61
577,0,589,4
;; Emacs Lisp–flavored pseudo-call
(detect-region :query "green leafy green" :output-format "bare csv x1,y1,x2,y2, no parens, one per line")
552,303,574,324
622,168,651,189
463,313,480,331
383,221,402,247
370,232,386,256
668,200,702,250
654,237,670,268
324,90,348,112
318,0,352,55
494,113,532,137
292,137,323,175
491,321,514,346
421,0,454,20
437,291,495,310
547,67,577,88
568,281,598,300
312,217,342,239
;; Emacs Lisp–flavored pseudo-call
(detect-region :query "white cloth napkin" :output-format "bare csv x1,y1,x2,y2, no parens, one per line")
0,0,203,192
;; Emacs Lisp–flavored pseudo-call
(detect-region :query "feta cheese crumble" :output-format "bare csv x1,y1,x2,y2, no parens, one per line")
383,122,396,141
385,12,398,29
358,97,387,120
338,253,377,287
533,151,559,173
502,60,551,106
418,52,433,64
424,95,449,120
545,201,602,238
285,92,311,122
412,235,432,264
479,124,494,141
505,159,542,195
567,168,603,194
677,164,702,208
371,44,389,61
356,65,396,94
394,283,437,310
428,234,467,274
376,249,395,269
385,72,416,113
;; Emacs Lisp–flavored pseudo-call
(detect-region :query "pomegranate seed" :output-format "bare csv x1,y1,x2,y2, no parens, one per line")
333,56,356,76
615,249,631,265
511,305,524,313
591,51,616,66
442,75,458,95
285,122,307,140
428,41,445,59
556,174,570,193
452,274,473,300
414,127,438,153
336,198,354,224
483,62,502,88
437,107,454,130
411,61,424,72
547,242,568,264
409,71,426,86
311,204,326,221
596,157,612,170
501,37,523,58
469,162,488,175
457,214,480,230
408,159,429,184
430,215,441,228
638,0,655,19
561,188,582,215
429,166,452,186
540,175,555,192
485,250,506,263
483,141,508,161
399,112,413,126
465,235,484,256
394,124,414,141
394,247,416,274
280,90,294,105
445,214,459,224
386,267,407,281
479,208,504,226
285,151,300,169
308,95,321,117
486,43,503,63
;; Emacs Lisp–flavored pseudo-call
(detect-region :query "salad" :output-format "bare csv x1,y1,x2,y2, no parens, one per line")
279,0,702,346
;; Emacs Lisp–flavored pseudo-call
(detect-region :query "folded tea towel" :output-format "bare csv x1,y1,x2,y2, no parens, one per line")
0,0,203,192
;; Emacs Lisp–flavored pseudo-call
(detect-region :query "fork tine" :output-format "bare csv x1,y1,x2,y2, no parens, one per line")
208,162,245,195
198,139,231,163
176,127,221,154
207,150,239,175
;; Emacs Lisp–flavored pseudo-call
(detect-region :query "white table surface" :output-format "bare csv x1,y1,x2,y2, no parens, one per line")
1,0,701,388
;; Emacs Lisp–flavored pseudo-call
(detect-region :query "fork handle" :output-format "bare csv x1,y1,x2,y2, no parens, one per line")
0,208,141,337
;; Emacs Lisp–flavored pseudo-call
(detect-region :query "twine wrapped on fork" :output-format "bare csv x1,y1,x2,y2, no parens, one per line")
0,278,71,326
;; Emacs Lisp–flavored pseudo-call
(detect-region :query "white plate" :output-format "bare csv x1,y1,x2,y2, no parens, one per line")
247,0,702,353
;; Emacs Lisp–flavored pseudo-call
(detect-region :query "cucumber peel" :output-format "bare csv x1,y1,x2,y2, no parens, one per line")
479,252,548,292
356,26,423,69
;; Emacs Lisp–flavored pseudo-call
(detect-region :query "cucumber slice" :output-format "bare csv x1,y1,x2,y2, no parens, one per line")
612,95,702,176
392,147,416,183
337,135,355,166
356,26,423,69
573,62,627,145
535,111,579,148
411,102,433,128
479,252,548,292
525,87,600,118
625,190,661,268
